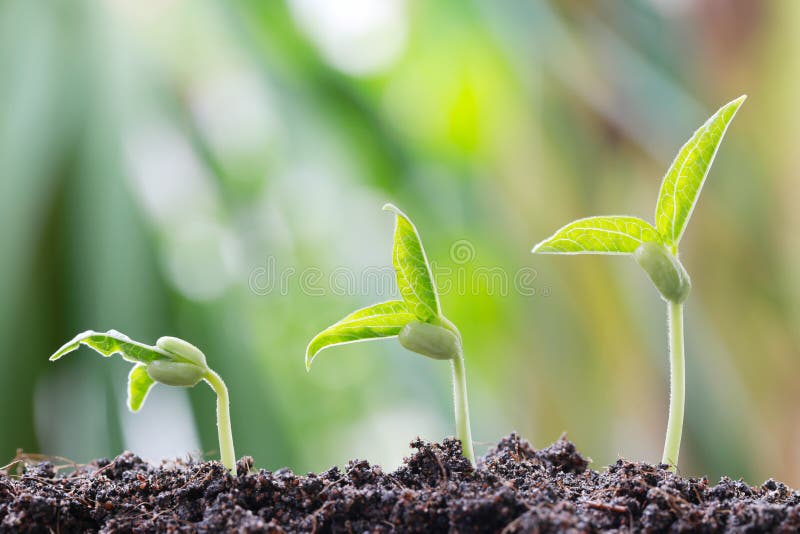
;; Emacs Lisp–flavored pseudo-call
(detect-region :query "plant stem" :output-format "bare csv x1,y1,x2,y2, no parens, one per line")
204,369,236,471
451,349,476,466
661,300,685,471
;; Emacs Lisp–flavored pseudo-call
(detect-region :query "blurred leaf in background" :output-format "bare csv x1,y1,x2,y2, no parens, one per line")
1,0,799,487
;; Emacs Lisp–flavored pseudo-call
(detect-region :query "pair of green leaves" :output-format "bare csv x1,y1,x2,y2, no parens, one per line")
306,204,458,369
532,96,745,301
50,330,209,412
533,96,746,256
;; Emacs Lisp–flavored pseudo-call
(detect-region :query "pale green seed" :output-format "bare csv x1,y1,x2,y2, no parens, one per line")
146,360,205,387
634,242,691,303
398,321,460,360
156,336,207,367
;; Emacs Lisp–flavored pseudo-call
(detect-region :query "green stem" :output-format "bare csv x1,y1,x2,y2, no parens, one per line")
661,300,685,471
204,369,236,471
451,350,476,466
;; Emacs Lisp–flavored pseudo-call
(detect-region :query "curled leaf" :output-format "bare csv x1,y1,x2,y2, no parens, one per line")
306,300,416,370
655,95,746,247
383,204,441,322
127,364,155,412
50,330,169,364
533,216,661,255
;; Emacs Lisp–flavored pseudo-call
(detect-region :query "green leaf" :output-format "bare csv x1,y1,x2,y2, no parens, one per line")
655,95,746,247
127,364,155,412
50,329,169,364
532,216,662,255
306,300,416,369
383,203,440,322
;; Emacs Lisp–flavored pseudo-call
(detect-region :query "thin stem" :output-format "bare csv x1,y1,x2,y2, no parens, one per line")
451,349,476,466
661,300,685,471
204,369,236,471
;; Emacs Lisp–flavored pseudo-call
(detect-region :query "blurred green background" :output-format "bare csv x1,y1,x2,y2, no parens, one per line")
2,0,799,486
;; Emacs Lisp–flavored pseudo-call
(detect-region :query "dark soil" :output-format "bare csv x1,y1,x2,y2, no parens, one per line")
1,434,799,533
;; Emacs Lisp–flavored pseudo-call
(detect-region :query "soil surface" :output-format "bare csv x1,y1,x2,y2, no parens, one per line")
1,434,799,532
